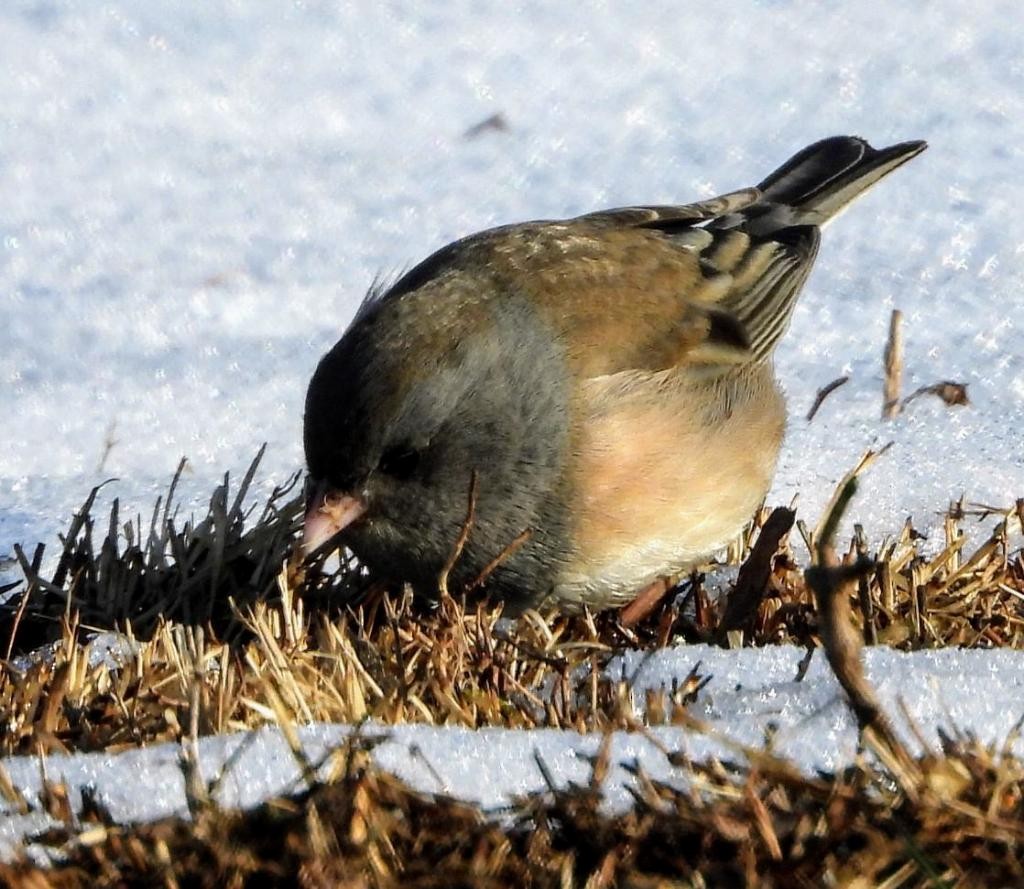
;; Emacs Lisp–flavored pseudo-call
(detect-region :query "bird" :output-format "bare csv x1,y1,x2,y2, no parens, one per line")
303,135,926,614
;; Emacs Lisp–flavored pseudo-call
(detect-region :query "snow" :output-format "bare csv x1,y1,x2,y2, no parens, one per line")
2,0,1024,862
4,644,1024,859
3,0,1023,577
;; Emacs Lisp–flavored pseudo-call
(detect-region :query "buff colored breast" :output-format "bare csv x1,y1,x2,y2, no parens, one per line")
556,363,785,608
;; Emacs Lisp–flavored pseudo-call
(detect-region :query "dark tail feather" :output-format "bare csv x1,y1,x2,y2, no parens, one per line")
757,136,927,224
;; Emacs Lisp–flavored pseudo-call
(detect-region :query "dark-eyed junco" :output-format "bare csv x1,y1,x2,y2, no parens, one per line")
303,135,925,613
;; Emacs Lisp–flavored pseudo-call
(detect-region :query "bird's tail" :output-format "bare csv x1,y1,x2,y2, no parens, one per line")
755,135,927,226
702,136,925,364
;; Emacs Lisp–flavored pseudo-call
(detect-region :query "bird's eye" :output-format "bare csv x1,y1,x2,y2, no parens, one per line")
377,445,421,480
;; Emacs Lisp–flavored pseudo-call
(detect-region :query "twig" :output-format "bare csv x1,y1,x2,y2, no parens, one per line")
793,645,814,682
805,477,921,794
206,730,260,805
854,524,877,646
408,743,446,792
902,380,969,409
619,576,674,629
0,762,29,814
715,507,795,643
464,527,533,596
463,112,509,139
438,470,479,598
812,446,890,547
180,628,210,818
6,544,44,659
806,376,849,421
882,308,903,419
95,419,119,473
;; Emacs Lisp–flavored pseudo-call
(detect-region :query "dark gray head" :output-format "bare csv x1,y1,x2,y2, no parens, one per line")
303,274,572,606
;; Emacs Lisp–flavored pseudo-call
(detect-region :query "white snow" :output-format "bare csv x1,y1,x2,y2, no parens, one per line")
3,0,1023,575
2,0,1024,863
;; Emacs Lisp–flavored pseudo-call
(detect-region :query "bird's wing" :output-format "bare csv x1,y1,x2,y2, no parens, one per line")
485,211,819,379
571,187,761,228
508,136,925,375
381,137,924,379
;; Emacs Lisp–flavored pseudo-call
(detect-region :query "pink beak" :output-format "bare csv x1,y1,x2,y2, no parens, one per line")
302,482,367,556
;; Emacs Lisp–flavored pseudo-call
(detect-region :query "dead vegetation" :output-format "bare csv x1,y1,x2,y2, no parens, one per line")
1,470,1023,887
0,448,1022,761
2,725,1023,889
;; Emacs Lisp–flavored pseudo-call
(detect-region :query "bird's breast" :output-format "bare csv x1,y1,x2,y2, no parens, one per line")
554,365,785,609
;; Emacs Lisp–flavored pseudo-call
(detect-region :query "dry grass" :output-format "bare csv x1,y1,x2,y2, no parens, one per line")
1,450,1022,757
0,447,707,755
1,451,1024,884
3,713,1024,887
